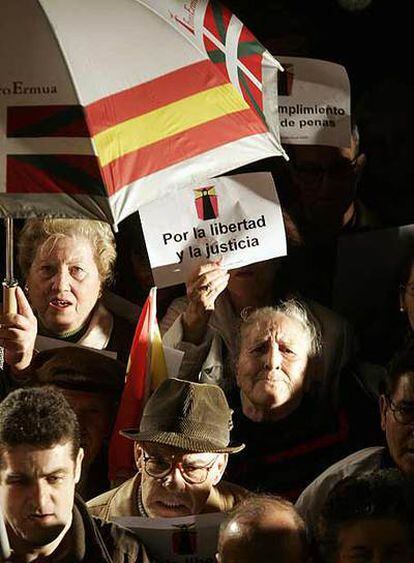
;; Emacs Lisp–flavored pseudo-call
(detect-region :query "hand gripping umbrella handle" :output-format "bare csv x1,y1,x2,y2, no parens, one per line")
2,283,17,316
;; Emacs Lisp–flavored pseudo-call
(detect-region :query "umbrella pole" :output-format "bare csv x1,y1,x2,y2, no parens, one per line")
2,217,18,315
0,220,17,562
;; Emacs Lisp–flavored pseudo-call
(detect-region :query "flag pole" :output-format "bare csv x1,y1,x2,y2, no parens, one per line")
144,287,157,402
2,217,18,315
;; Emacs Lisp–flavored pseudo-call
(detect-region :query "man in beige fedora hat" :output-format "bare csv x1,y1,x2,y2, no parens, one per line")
87,378,248,520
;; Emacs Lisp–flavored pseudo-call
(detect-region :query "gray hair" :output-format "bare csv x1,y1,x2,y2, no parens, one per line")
240,299,322,358
18,218,116,286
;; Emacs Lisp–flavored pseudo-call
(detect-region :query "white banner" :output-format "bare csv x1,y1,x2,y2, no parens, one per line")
140,172,287,288
277,56,351,147
115,512,224,563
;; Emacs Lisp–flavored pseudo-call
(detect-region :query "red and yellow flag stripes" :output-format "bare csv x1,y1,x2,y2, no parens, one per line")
108,288,167,482
94,82,246,166
85,60,268,195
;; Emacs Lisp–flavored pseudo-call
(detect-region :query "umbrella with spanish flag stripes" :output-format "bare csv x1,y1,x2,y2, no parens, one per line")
0,0,286,226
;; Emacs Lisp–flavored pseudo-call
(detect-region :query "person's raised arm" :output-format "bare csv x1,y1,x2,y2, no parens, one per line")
182,261,229,345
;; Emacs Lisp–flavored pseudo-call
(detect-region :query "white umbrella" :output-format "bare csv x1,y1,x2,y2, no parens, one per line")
0,0,285,227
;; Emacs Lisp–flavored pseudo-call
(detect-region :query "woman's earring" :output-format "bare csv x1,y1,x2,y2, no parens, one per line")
400,306,405,313
24,284,29,293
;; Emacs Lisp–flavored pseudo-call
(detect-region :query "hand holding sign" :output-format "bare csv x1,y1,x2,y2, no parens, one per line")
183,261,229,345
0,286,37,372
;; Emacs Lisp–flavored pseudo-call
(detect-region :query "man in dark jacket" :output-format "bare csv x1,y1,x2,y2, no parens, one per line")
0,387,148,562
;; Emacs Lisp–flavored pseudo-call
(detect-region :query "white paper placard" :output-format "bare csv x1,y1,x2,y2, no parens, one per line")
277,56,351,147
139,172,287,288
115,512,224,563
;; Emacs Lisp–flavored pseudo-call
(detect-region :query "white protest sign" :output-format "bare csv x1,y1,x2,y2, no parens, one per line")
139,172,287,288
277,56,351,147
115,512,224,563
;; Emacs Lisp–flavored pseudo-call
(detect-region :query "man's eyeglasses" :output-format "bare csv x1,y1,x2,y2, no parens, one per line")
142,452,219,484
386,397,414,425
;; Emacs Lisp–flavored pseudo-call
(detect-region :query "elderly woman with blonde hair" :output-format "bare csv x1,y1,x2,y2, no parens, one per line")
0,218,134,381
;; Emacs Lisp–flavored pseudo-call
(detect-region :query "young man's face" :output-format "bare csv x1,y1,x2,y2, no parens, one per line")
0,442,83,550
137,443,227,518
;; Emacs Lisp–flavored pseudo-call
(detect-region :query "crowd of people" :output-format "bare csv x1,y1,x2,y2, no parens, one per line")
0,20,414,563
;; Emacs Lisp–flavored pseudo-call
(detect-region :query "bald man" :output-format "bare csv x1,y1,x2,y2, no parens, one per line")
217,494,311,563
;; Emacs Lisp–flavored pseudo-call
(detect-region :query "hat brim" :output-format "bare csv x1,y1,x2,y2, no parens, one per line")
119,429,245,454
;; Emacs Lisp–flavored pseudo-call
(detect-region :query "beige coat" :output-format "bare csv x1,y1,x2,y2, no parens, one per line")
87,473,248,521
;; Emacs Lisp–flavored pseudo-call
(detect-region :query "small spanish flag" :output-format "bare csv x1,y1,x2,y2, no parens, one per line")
108,287,167,482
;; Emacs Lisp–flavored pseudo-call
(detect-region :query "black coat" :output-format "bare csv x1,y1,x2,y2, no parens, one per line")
63,494,147,563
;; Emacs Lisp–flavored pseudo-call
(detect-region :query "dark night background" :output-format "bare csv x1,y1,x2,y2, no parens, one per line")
225,0,414,226
225,0,411,96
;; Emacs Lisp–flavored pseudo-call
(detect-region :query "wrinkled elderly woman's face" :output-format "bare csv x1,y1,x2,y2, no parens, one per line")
401,262,414,332
237,313,310,414
26,236,101,334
